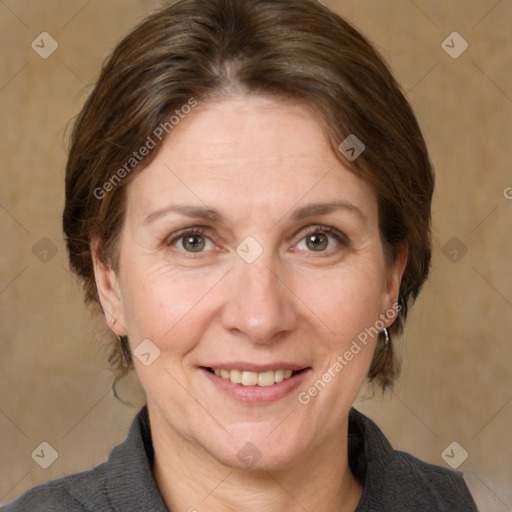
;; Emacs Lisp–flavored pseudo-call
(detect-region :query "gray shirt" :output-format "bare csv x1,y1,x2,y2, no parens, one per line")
2,406,478,511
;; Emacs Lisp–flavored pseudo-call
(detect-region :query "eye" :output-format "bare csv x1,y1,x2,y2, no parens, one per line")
296,226,345,252
168,228,215,253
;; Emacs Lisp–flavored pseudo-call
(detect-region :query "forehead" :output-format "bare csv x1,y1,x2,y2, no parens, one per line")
156,96,332,168
126,96,377,224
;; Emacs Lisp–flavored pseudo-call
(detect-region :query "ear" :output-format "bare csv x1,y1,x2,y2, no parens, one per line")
382,242,408,319
90,238,128,336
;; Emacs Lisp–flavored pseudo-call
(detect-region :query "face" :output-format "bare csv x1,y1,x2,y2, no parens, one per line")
93,96,405,471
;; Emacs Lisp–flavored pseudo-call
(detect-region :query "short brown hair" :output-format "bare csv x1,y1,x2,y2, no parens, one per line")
63,0,434,390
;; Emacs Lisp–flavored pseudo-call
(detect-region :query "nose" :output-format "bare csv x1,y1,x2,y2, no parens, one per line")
220,254,298,344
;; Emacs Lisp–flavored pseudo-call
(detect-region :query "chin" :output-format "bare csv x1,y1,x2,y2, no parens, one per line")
206,434,306,472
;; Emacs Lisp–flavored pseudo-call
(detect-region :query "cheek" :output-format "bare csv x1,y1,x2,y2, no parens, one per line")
119,258,225,350
295,262,387,347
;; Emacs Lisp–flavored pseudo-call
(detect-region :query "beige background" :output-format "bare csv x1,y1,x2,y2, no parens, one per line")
1,0,511,508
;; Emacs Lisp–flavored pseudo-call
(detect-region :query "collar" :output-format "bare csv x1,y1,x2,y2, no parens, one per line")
103,406,473,512
106,406,168,511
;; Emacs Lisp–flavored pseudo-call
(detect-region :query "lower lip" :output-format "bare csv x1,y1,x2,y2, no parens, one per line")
200,367,311,404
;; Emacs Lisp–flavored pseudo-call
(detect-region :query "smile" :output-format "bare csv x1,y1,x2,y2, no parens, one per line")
200,365,311,404
207,368,299,386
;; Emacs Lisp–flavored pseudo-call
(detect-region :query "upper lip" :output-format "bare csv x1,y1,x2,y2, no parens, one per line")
202,362,310,372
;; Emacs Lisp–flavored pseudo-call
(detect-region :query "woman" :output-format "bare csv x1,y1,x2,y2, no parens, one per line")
3,0,480,510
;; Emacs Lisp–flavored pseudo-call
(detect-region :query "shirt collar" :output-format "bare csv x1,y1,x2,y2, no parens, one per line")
106,406,168,511
104,406,406,512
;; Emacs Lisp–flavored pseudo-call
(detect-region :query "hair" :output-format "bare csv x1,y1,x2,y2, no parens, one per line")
63,0,434,390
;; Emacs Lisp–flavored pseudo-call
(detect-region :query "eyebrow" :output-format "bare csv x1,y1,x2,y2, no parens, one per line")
290,200,366,223
143,200,366,226
143,205,224,225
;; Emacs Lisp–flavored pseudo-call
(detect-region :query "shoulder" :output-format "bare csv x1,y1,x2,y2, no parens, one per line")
2,407,167,512
388,449,476,505
349,407,479,511
1,463,110,512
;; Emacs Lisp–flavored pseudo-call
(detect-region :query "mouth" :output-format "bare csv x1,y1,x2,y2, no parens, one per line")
202,367,307,386
199,364,311,404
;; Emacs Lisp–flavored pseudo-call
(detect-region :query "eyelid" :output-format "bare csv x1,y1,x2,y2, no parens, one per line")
298,224,349,242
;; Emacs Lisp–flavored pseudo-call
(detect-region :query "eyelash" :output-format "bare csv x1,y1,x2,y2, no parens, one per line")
166,224,348,254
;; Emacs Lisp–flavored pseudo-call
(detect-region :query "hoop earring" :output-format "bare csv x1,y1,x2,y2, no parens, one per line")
382,327,390,346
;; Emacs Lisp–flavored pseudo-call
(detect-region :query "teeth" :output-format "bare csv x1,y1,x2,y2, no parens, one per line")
230,369,242,383
212,368,298,386
241,371,258,386
257,371,274,387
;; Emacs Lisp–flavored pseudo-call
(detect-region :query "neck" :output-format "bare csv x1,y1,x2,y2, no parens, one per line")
149,405,363,512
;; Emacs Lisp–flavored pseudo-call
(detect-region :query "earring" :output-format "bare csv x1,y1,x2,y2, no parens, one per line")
382,327,390,346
